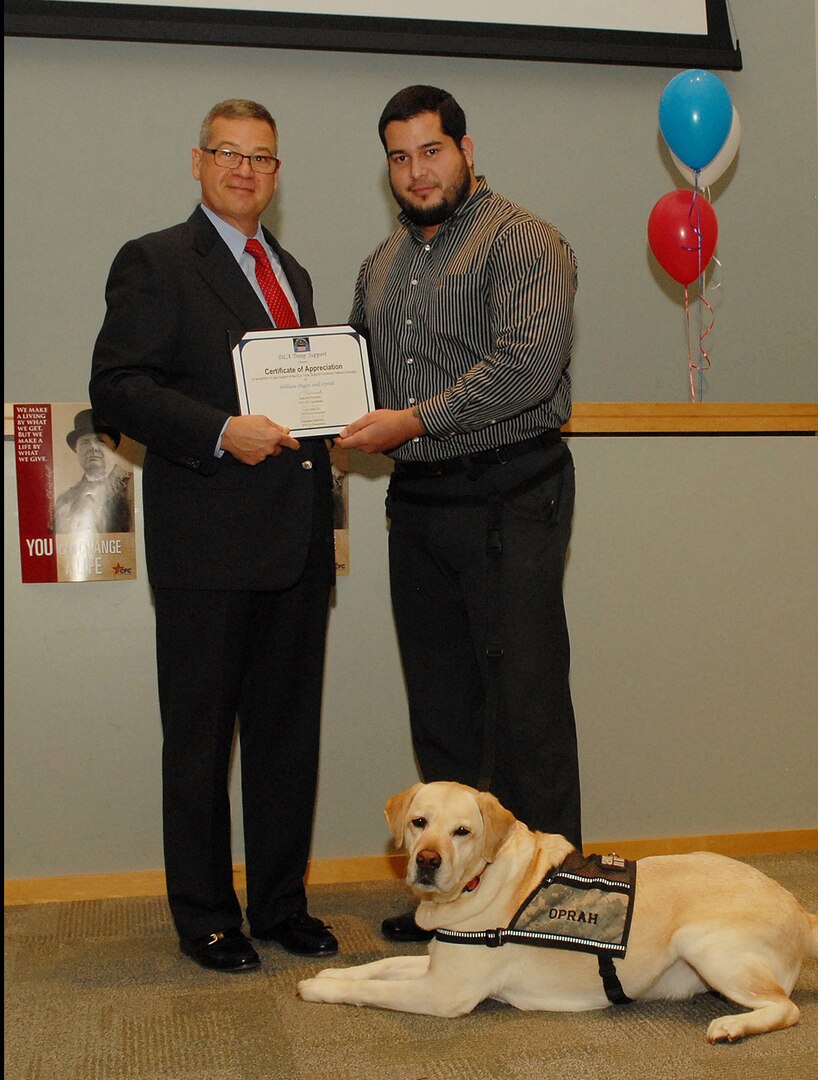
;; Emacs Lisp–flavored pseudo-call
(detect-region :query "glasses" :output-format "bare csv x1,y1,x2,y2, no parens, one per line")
202,148,280,174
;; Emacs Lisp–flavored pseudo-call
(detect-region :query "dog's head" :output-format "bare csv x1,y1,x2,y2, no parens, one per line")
384,781,517,903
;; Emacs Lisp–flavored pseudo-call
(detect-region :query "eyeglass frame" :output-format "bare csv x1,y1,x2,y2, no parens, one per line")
201,147,281,174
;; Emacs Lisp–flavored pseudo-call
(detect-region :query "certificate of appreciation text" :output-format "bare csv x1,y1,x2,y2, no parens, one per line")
232,325,375,438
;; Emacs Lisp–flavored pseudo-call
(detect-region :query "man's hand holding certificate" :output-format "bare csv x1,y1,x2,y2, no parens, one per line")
232,325,375,438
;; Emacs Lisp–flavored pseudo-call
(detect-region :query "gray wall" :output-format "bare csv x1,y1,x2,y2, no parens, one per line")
5,3,818,404
4,0,818,880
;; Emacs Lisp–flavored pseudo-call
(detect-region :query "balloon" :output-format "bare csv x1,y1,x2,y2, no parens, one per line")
659,69,733,171
671,107,742,188
648,190,718,286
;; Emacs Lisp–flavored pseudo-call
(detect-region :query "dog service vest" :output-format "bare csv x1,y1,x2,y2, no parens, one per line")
434,851,637,1004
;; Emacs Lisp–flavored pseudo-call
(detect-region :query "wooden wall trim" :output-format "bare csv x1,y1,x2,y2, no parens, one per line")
5,828,816,906
6,403,818,440
563,402,818,434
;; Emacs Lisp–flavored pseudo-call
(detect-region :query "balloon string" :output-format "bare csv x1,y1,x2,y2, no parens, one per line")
680,190,703,257
684,188,714,401
684,280,716,402
707,256,723,293
694,290,715,374
694,191,703,401
684,286,695,401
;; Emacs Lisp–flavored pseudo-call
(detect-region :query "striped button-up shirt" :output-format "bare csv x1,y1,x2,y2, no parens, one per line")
350,178,577,463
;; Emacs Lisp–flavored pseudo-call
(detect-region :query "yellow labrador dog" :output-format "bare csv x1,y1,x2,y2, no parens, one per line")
298,781,817,1042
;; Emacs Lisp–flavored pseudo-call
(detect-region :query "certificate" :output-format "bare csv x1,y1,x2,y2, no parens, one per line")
232,325,375,438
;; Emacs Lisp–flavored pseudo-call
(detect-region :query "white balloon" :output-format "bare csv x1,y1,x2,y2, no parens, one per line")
671,106,742,189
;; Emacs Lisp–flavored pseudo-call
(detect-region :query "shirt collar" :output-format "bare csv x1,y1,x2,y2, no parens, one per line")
200,203,268,262
398,176,491,243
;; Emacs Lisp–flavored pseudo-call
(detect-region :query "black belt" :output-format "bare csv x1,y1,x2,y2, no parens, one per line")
392,431,561,480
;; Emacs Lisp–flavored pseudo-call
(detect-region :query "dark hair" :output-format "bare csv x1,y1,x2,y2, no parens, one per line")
377,85,467,148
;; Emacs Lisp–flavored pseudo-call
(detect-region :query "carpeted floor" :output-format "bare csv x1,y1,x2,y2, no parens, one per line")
5,851,817,1080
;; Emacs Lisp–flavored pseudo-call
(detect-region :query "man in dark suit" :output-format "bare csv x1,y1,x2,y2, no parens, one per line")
90,99,337,972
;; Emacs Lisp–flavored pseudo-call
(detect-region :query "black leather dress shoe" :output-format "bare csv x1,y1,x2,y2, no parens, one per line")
253,912,338,956
180,928,260,972
381,910,434,943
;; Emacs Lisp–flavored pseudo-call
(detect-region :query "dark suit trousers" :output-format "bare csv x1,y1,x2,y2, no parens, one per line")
154,528,332,940
386,445,582,849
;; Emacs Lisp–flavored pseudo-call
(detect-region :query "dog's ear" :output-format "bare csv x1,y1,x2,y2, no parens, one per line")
477,791,517,862
384,784,423,849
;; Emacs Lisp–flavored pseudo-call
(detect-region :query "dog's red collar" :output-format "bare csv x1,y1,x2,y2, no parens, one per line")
463,874,482,893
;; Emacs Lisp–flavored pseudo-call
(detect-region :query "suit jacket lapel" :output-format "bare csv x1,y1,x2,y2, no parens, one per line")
188,206,272,329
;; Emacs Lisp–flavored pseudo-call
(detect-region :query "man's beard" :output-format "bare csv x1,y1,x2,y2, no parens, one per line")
391,158,472,228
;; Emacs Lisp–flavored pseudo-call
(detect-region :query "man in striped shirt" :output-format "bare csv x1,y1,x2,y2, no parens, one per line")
335,85,582,943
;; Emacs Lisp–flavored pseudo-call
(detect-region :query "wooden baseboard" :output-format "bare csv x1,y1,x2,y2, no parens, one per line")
2,856,410,907
5,828,816,906
586,828,818,860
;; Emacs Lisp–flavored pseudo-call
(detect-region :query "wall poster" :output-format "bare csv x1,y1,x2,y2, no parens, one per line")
330,444,350,576
14,402,138,583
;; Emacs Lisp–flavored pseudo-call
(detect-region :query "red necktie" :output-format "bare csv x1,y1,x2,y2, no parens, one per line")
245,238,299,329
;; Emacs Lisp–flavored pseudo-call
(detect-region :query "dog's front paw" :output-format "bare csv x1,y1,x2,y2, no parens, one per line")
707,1015,747,1043
298,976,354,1004
297,976,329,1002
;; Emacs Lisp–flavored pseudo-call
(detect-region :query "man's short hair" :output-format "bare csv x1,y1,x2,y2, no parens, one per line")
199,99,278,149
377,85,467,148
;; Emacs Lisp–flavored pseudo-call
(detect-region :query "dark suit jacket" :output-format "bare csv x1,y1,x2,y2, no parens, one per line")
90,206,332,589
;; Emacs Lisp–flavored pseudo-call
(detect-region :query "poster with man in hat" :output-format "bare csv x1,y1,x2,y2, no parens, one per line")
14,402,137,583
54,408,133,535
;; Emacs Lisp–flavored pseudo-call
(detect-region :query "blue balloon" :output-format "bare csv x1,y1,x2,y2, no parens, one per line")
659,69,733,171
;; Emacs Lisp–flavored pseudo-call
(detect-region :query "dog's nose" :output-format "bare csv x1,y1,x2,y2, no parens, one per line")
416,848,442,870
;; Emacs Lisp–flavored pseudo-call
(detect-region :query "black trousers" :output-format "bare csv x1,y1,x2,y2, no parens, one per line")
154,541,332,940
386,443,582,849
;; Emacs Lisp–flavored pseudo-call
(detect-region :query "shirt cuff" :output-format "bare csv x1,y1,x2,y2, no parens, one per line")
215,416,231,458
418,393,465,440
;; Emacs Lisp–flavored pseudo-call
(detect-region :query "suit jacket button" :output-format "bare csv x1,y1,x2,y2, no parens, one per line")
301,460,313,470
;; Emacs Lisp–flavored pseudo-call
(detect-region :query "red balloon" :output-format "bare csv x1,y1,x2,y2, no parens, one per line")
648,190,718,285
